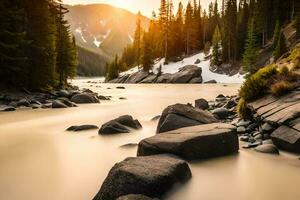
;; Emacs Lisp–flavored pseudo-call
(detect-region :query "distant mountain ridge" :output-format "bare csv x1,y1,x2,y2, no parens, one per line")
65,4,149,57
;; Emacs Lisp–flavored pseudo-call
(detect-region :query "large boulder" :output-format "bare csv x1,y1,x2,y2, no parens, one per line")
52,100,68,109
155,73,172,83
194,98,209,110
126,71,149,83
92,155,191,200
140,74,158,83
169,65,202,83
271,125,300,153
71,93,99,104
99,115,142,135
67,125,99,132
138,123,238,160
0,106,16,112
157,103,218,133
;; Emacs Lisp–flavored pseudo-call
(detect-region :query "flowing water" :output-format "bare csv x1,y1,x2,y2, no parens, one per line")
0,78,300,200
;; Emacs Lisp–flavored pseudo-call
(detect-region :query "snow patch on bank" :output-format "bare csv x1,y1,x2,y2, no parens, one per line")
121,52,245,84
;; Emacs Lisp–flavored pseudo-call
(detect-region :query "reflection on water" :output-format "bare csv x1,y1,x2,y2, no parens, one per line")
0,79,299,200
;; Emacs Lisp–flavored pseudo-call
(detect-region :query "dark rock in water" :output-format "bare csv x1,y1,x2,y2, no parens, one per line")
0,106,16,112
140,74,158,83
17,99,30,107
71,93,99,104
99,115,142,135
246,123,259,133
271,125,300,153
117,194,159,200
242,141,262,149
98,95,110,100
254,134,263,140
169,65,202,83
67,125,99,132
240,135,249,142
215,94,227,102
263,139,274,145
119,97,127,100
204,80,217,84
157,103,218,133
212,108,234,120
8,101,18,108
56,90,70,98
52,100,68,109
30,103,41,109
92,154,191,200
127,71,149,83
255,144,279,154
195,98,209,110
261,123,274,133
156,73,172,83
120,143,138,148
58,97,76,107
116,86,126,89
150,115,161,121
41,103,52,109
194,59,201,64
138,123,238,160
189,77,203,83
224,100,237,109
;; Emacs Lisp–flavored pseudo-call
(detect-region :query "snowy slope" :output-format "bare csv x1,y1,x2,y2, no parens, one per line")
121,52,245,84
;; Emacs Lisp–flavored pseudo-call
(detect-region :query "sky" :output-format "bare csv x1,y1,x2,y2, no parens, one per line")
63,0,220,17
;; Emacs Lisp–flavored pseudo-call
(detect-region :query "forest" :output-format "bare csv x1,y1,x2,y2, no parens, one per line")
107,0,300,80
0,0,77,90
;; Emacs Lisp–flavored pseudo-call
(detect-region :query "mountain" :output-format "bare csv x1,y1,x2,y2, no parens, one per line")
65,4,150,76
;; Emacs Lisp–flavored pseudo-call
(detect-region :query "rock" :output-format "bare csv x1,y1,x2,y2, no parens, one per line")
263,139,274,145
0,106,16,112
195,98,209,110
261,123,274,133
138,123,238,160
98,95,110,100
67,125,99,132
271,125,300,153
212,108,234,120
240,135,249,142
140,74,158,83
189,77,203,83
117,194,159,200
99,115,142,135
57,90,70,98
92,155,191,200
237,120,252,127
58,97,76,107
204,80,217,84
169,65,202,83
242,141,262,149
17,99,30,107
120,143,138,148
194,59,201,64
71,93,100,104
237,126,246,133
127,71,149,83
224,100,237,109
30,103,41,109
255,144,279,154
119,97,127,100
215,94,227,102
157,103,218,133
41,103,52,109
254,134,263,140
52,100,68,109
8,101,18,108
150,115,161,121
116,86,126,89
246,123,258,133
156,73,172,83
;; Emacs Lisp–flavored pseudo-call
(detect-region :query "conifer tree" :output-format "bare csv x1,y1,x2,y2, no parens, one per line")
185,2,193,55
272,21,281,49
296,2,300,39
243,18,259,74
106,55,119,81
133,12,142,68
141,33,154,72
211,25,221,66
273,31,287,60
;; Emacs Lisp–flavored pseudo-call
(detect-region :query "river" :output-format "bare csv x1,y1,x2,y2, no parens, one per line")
0,78,299,200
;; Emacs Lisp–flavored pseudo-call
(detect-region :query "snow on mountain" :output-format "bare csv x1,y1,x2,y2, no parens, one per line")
121,52,245,84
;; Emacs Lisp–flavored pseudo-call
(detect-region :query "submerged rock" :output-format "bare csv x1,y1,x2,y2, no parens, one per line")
71,93,99,104
92,154,191,200
194,98,209,110
138,123,238,160
67,125,99,132
255,144,279,154
156,103,218,133
99,115,142,135
0,106,16,112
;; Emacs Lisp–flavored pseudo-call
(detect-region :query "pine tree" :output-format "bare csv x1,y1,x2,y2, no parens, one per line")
237,0,249,59
272,20,281,49
273,31,287,60
141,33,154,72
211,25,221,66
133,12,142,68
106,55,119,81
159,0,170,63
185,2,193,55
0,0,29,87
296,1,300,39
243,18,259,74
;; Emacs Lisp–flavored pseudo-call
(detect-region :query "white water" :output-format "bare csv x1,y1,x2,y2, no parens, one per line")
0,79,299,200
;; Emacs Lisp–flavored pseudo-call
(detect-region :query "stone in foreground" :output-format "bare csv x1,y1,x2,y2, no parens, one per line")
255,144,279,154
99,115,142,134
157,103,218,133
271,125,300,153
139,123,238,160
66,125,99,132
117,194,159,200
93,155,191,200
71,93,99,104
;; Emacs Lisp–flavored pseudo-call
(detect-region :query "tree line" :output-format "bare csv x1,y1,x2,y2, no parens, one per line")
0,0,77,90
106,0,300,80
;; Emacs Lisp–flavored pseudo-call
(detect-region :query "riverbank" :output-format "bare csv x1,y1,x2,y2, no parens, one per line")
1,80,300,200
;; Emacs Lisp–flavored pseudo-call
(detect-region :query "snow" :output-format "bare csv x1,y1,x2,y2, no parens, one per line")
93,37,102,47
128,33,134,42
75,28,87,43
121,52,245,84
